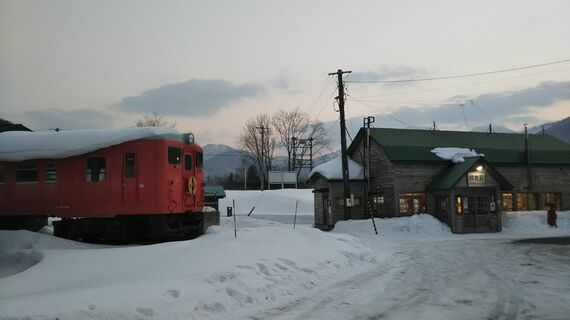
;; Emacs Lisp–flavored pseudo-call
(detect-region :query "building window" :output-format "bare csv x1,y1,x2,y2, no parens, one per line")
46,162,57,182
501,193,513,211
185,153,192,171
335,196,361,207
467,171,486,187
168,147,181,165
516,193,539,211
399,193,426,215
16,163,38,183
124,153,136,178
86,157,106,182
544,193,561,211
0,164,4,183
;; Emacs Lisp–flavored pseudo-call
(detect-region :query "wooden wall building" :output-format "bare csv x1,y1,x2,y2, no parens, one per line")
310,128,570,233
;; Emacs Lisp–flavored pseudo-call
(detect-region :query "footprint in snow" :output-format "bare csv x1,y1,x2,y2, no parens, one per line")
136,307,155,317
164,289,180,298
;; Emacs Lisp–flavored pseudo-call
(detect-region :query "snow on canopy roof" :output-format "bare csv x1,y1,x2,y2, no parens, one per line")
309,156,364,180
430,147,484,163
0,127,179,161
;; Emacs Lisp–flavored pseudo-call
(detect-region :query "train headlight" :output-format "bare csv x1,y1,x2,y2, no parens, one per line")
183,133,195,144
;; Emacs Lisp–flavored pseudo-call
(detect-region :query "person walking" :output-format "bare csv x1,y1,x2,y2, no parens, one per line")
547,203,558,228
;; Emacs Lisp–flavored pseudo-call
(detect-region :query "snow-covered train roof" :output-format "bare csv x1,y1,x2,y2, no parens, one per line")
0,127,180,161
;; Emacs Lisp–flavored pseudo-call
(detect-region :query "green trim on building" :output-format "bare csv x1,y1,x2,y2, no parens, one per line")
349,128,570,165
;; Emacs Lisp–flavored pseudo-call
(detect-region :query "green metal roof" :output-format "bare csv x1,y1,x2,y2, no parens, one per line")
427,157,513,190
348,128,570,165
427,157,480,190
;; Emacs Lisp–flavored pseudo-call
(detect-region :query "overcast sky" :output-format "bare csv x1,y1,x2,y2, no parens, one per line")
1,0,569,147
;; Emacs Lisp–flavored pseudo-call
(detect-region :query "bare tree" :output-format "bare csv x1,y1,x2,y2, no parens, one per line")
271,108,331,171
238,114,276,190
134,112,176,128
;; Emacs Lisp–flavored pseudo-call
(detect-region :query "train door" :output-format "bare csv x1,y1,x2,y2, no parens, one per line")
123,152,138,207
183,152,197,209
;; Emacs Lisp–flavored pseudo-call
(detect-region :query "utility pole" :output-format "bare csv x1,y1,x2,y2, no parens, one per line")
363,116,378,234
329,69,352,220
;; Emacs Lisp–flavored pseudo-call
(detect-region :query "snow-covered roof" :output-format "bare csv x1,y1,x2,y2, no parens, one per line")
0,127,179,161
309,156,364,180
430,147,484,163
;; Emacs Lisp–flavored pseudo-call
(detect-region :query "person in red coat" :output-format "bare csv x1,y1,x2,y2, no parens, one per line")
547,203,558,228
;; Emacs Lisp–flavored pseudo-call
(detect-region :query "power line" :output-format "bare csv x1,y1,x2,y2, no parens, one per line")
347,96,413,127
306,75,334,115
346,58,570,83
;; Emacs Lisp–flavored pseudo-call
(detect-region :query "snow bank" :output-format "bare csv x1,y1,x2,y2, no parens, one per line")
431,147,483,163
0,127,178,161
0,218,378,319
333,214,452,239
308,156,364,180
502,210,570,235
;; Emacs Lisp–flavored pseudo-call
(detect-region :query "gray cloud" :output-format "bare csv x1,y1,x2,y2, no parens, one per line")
344,81,570,132
350,66,429,84
118,79,265,116
389,81,570,128
22,108,116,131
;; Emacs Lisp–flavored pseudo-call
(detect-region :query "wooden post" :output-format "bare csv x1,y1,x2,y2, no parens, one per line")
293,200,298,229
233,199,237,238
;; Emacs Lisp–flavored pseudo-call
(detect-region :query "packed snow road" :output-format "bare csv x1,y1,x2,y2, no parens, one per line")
246,237,570,320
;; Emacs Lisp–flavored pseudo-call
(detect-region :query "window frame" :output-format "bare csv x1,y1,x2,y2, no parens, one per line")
124,153,136,178
184,153,193,171
46,162,57,183
168,146,182,166
86,156,107,182
16,162,39,183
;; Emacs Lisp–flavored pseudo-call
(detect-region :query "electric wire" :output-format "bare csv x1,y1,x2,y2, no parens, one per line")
346,58,570,83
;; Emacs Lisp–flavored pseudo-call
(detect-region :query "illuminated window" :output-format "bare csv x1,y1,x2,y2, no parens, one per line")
399,193,426,215
16,163,38,183
516,193,539,211
86,157,106,182
467,171,486,187
545,193,561,211
501,193,513,211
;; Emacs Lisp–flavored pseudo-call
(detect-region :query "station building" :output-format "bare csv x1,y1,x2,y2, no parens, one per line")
309,128,570,233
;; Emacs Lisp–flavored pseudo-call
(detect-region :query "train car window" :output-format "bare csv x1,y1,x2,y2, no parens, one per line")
86,157,106,182
185,153,192,171
196,152,203,168
125,153,136,177
16,163,38,183
46,162,57,182
0,164,4,183
168,147,181,165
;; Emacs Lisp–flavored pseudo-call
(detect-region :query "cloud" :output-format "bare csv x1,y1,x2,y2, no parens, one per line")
349,66,429,84
117,79,265,116
22,108,116,131
349,81,570,130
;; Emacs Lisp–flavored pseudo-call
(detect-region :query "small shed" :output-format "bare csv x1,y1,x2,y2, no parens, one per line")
308,157,366,230
204,186,226,210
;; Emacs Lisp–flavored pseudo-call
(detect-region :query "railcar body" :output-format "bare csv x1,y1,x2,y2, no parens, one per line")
0,128,208,242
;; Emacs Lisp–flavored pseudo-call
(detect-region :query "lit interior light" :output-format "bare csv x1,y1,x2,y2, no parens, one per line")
476,165,483,171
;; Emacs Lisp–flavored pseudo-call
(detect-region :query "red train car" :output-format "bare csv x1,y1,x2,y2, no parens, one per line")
0,128,208,242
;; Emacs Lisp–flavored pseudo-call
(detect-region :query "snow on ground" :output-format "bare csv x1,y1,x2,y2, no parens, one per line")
1,189,570,320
